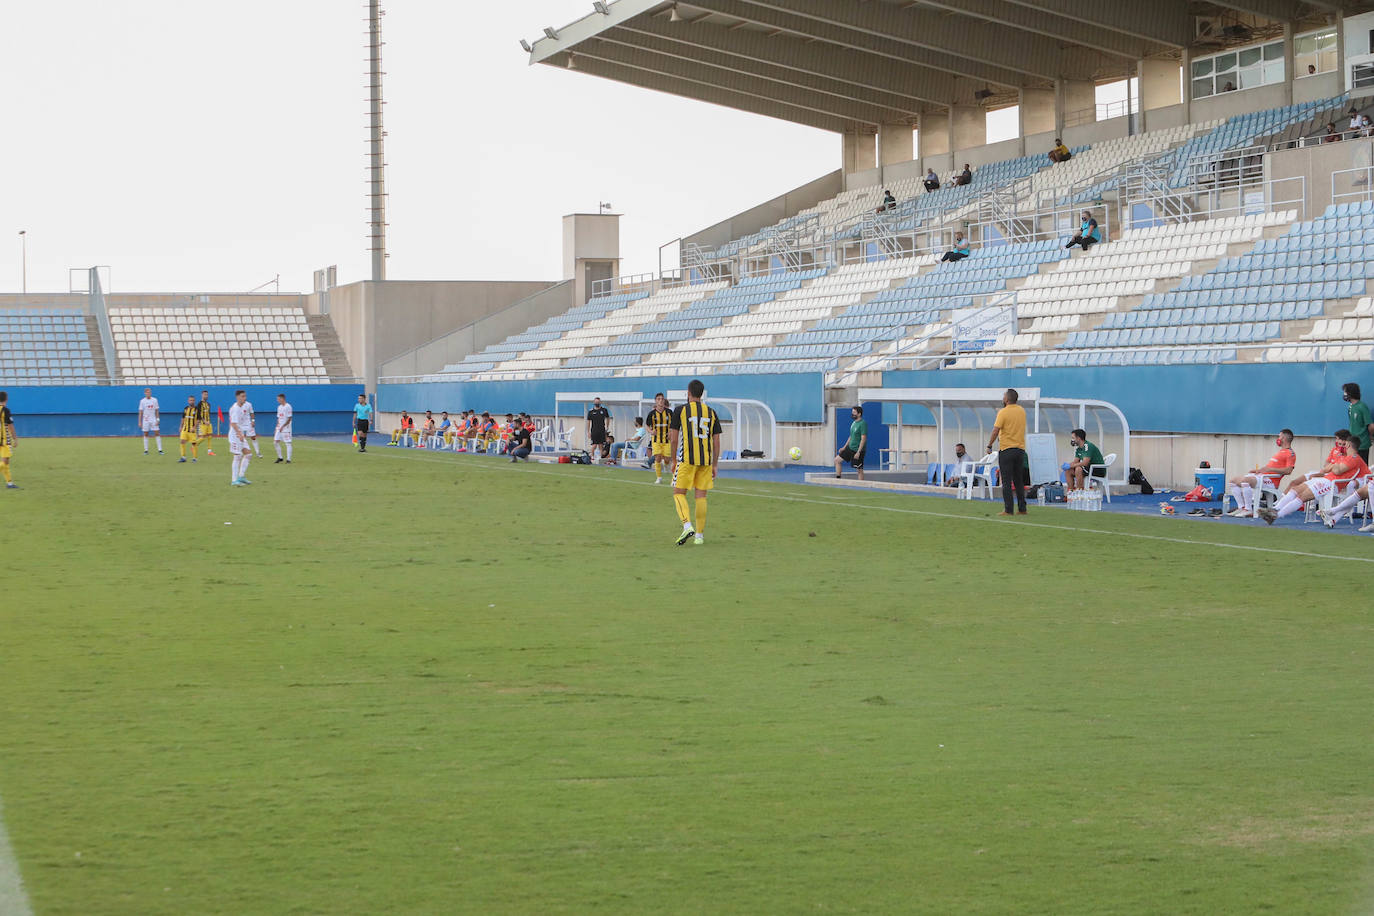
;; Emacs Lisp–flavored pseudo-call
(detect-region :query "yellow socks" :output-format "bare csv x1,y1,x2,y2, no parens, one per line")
1,463,10,483
694,498,708,533
673,493,691,525
179,442,187,458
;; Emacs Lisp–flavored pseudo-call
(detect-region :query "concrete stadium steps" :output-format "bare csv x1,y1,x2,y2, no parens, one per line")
85,315,112,382
306,315,354,379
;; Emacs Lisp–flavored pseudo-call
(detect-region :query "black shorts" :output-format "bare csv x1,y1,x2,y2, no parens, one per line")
590,433,607,446
355,419,370,433
839,445,865,469
1090,466,1106,478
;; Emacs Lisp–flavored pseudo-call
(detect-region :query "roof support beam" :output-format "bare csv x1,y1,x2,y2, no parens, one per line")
554,54,849,132
614,17,1028,104
1208,0,1309,20
583,33,931,116
928,0,1188,54
687,0,1100,81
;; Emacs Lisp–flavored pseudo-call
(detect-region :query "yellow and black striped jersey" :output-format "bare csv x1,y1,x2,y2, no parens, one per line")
181,406,198,435
670,400,721,466
647,407,672,445
0,406,12,447
196,400,212,424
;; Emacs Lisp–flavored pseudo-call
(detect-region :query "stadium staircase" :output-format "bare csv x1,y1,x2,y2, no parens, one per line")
306,315,355,379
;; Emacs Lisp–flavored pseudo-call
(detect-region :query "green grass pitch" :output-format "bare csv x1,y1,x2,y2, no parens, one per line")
2,438,1373,914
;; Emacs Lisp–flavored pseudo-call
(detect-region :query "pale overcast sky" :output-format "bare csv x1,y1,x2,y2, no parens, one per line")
4,1,842,294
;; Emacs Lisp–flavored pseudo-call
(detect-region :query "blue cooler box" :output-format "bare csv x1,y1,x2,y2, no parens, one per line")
1195,468,1225,500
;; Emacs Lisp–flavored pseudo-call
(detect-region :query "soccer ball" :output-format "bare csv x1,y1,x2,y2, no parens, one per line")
788,446,803,461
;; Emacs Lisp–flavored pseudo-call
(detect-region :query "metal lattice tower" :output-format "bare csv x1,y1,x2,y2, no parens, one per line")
366,0,387,281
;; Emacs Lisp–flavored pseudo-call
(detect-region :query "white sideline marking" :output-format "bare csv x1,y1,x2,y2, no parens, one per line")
0,795,33,916
364,446,1374,566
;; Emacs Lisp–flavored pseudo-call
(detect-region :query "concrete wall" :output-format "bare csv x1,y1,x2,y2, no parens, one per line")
379,281,575,379
312,279,558,390
1192,82,1289,125
1266,135,1374,219
1294,70,1345,104
682,170,844,252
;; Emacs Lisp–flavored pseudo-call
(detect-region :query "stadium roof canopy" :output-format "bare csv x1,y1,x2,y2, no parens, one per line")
526,0,1369,133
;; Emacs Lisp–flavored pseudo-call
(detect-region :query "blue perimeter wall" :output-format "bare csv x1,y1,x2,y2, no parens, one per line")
882,363,1374,436
378,373,827,424
3,384,364,437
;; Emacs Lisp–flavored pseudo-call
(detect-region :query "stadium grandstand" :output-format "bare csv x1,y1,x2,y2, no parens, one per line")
375,0,1374,491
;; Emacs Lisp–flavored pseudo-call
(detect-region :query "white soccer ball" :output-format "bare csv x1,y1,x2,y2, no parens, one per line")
788,446,803,461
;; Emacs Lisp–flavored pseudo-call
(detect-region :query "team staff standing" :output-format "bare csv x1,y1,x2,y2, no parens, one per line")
669,379,721,546
1343,382,1373,462
987,389,1029,516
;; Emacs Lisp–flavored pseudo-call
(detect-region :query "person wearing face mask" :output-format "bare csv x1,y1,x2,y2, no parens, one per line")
1261,430,1367,525
1227,429,1296,517
1342,382,1373,463
1064,429,1105,492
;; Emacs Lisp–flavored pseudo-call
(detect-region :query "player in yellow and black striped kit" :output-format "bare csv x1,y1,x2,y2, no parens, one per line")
0,390,17,489
196,390,215,456
668,379,721,546
646,392,672,484
178,396,201,463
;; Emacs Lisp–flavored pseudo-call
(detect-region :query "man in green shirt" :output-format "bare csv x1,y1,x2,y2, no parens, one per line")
1066,428,1105,491
1342,382,1373,462
834,406,868,481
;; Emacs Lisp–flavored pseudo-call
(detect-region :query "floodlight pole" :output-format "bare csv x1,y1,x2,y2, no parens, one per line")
18,230,26,294
367,0,388,281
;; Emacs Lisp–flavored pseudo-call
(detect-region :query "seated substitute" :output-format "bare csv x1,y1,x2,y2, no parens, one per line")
1227,429,1296,516
1048,138,1072,163
1065,210,1101,251
1065,429,1105,491
1261,431,1367,524
943,442,970,487
508,420,533,462
940,232,971,263
953,163,972,186
1284,431,1349,494
389,411,414,445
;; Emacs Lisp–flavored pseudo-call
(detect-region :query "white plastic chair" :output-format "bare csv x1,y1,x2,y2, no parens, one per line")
959,452,999,500
1085,452,1117,502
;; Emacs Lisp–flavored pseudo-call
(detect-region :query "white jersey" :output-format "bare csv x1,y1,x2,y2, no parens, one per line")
228,402,253,437
242,401,257,434
138,397,160,429
275,403,293,440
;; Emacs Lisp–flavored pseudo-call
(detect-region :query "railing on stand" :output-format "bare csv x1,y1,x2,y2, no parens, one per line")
589,273,657,300
1121,158,1193,223
1331,164,1374,208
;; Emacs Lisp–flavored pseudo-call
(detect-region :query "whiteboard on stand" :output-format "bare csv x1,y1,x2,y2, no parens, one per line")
1025,433,1061,485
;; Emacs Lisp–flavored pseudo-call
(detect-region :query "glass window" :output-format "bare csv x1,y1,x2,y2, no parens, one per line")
1193,58,1213,78
1318,32,1336,51
1263,41,1283,61
1264,61,1285,83
1239,47,1262,68
1216,53,1237,73
1295,35,1316,55
1193,77,1214,98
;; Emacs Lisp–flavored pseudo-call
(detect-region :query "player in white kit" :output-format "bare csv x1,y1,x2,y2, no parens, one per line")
227,389,255,486
274,393,294,463
137,387,163,455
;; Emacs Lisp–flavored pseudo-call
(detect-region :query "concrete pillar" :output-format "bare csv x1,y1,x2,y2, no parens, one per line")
919,111,950,157
878,123,915,167
1139,57,1182,114
950,105,986,153
1336,12,1346,91
1282,22,1295,106
1061,79,1096,127
841,129,877,174
1182,47,1192,124
1020,88,1055,138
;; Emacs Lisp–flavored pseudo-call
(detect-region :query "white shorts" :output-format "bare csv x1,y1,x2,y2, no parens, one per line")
274,429,292,443
1308,478,1336,499
141,422,160,432
228,431,251,453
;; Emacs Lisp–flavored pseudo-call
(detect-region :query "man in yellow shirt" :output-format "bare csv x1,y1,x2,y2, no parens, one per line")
986,388,1029,516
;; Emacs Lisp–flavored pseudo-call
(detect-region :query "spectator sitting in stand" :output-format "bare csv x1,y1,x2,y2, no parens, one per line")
1307,64,1317,75
1048,138,1072,163
953,163,972,186
1065,210,1101,251
876,189,897,213
940,232,971,263
389,411,414,446
943,443,970,487
1324,121,1342,143
923,169,940,192
1222,81,1236,92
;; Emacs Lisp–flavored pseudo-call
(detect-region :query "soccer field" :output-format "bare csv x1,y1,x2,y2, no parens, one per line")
2,439,1373,914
